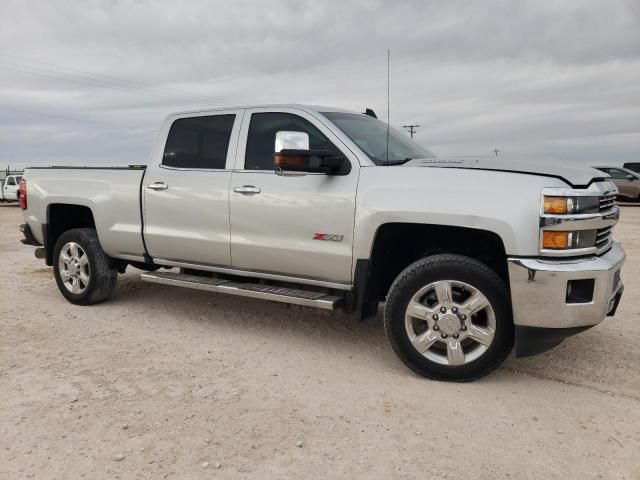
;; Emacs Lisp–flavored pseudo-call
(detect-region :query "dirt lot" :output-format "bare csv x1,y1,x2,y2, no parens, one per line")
0,204,638,480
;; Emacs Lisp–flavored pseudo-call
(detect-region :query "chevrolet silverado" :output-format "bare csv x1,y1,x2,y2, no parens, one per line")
19,105,625,381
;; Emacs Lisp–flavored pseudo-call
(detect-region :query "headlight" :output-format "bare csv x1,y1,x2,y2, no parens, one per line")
542,195,600,215
539,186,619,256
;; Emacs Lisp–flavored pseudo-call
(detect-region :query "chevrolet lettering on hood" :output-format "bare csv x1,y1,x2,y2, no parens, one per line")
405,157,606,188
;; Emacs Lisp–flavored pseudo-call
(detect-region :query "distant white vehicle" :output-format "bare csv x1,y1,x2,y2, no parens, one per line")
1,175,22,202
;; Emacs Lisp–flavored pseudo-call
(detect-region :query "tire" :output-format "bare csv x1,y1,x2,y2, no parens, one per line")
53,228,118,305
384,254,514,382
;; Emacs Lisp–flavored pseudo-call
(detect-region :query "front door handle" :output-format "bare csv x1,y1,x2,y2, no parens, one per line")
233,185,261,195
147,182,168,191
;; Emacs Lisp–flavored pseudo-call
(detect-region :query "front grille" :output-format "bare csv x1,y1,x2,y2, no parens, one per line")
596,189,617,254
595,226,613,254
599,192,617,212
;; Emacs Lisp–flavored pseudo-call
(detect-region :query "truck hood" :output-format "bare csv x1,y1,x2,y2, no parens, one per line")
402,157,606,188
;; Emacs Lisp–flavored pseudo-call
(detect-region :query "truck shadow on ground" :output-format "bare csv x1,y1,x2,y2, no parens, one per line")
104,270,625,389
110,271,394,360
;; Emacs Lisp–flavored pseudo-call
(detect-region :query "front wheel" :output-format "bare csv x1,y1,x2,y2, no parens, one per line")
384,254,514,382
53,228,118,305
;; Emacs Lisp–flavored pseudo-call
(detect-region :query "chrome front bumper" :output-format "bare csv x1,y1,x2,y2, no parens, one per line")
507,241,625,329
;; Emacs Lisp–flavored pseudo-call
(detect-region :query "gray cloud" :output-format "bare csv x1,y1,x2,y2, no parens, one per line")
1,0,638,168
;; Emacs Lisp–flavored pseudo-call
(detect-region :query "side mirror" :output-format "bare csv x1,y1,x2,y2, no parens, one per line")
275,131,310,152
274,131,350,176
625,174,636,181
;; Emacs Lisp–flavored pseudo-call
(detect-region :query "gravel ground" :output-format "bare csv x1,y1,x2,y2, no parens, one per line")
1,203,638,479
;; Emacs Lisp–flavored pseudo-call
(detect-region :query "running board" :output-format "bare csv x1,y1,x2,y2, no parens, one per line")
140,271,342,310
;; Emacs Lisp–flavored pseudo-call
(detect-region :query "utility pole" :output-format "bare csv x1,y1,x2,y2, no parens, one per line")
493,148,500,156
403,124,419,139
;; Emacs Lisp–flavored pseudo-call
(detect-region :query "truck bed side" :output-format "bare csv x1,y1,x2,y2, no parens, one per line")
24,166,147,263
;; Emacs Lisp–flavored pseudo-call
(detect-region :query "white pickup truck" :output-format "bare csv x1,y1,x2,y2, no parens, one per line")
1,174,23,202
19,104,625,381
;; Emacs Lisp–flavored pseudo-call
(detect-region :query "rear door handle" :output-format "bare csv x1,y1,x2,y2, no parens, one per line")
147,182,168,191
233,185,261,195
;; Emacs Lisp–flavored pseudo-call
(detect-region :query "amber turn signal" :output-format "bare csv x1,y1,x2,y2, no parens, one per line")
274,153,303,167
543,196,569,214
542,231,571,249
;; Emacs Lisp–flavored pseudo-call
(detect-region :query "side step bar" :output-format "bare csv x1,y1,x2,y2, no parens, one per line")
140,271,342,310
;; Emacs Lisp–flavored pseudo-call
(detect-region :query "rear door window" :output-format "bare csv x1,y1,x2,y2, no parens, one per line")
163,115,236,169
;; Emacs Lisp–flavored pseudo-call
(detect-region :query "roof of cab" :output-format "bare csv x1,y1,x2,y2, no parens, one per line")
168,104,361,118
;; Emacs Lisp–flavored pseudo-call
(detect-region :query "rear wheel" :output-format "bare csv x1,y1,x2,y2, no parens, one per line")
53,228,117,305
384,254,514,381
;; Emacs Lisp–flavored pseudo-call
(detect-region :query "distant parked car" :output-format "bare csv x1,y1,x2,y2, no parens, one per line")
623,162,640,174
1,175,22,202
594,166,640,201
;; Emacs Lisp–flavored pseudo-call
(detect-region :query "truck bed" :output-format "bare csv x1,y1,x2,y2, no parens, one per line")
23,165,148,262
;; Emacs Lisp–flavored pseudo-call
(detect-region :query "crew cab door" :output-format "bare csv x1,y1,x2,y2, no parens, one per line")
229,108,359,285
143,110,243,266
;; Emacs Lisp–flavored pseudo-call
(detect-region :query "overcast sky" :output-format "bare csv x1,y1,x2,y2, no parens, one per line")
1,0,639,169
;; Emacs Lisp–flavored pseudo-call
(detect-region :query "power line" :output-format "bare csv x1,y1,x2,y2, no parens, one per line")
2,54,238,106
1,55,240,106
0,62,231,107
403,124,419,138
0,105,136,130
0,56,240,108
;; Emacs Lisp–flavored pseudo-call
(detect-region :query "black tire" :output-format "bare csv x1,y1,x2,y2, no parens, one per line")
53,228,117,305
384,254,514,382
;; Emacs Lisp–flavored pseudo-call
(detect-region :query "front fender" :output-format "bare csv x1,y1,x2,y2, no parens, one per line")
353,166,567,261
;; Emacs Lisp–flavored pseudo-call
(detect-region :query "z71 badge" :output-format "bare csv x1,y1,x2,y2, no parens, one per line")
313,233,344,242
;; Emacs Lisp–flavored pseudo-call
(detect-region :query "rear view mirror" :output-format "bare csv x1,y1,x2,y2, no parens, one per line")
273,131,350,176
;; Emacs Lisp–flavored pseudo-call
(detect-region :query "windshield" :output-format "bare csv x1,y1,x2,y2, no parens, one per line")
322,112,434,165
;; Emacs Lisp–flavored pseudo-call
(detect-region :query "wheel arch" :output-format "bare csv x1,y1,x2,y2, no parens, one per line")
44,203,97,266
354,222,510,319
